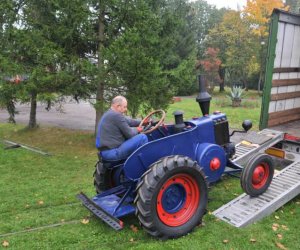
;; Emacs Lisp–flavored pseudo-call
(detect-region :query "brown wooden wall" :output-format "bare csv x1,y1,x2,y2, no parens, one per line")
268,19,300,127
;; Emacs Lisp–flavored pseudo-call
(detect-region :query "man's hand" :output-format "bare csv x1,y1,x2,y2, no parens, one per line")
136,126,143,133
142,117,151,126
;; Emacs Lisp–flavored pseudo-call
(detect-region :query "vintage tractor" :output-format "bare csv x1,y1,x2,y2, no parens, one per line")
77,75,275,239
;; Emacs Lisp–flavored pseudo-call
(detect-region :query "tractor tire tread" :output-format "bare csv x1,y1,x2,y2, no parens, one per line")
240,153,274,197
135,155,208,239
93,161,110,193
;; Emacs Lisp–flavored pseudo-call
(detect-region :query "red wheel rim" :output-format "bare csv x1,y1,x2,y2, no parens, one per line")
252,163,270,189
156,174,200,227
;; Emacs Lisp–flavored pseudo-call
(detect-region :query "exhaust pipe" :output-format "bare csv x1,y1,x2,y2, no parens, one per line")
196,75,211,116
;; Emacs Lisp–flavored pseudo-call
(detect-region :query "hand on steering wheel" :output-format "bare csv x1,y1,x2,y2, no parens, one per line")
139,110,166,134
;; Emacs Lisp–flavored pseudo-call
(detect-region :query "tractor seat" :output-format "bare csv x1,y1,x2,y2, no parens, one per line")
97,152,126,169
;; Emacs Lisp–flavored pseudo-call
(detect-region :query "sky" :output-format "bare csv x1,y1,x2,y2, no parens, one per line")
205,0,247,10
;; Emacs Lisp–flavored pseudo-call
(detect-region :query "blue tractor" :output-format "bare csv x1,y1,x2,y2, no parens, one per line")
77,75,274,239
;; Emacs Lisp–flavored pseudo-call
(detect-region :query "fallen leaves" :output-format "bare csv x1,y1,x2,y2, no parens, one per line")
277,234,283,240
272,222,289,232
272,223,279,231
275,215,280,220
130,225,138,233
275,242,288,250
2,241,9,247
37,200,44,205
81,218,89,224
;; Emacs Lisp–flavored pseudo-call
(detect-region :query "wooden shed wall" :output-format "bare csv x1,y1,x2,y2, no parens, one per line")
260,10,300,128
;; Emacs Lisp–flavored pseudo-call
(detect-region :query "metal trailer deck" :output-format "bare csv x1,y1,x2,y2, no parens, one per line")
213,128,300,227
213,160,300,227
232,129,285,165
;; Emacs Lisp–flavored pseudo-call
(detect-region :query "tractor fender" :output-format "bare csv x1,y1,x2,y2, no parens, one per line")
196,143,226,183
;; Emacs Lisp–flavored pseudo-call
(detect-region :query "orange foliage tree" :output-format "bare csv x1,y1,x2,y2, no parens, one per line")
196,47,222,93
243,0,289,91
243,0,288,37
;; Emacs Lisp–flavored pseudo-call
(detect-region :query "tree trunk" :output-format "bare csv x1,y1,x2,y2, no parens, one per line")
242,79,248,91
7,100,16,124
218,67,225,92
258,71,263,93
95,5,106,134
28,91,37,128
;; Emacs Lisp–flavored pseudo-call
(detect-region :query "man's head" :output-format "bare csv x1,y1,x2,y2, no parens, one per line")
111,96,128,114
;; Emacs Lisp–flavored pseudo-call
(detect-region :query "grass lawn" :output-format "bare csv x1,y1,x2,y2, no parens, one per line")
1,91,300,249
167,89,261,130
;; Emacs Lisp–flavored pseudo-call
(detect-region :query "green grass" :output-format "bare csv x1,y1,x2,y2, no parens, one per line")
0,92,299,249
169,89,261,130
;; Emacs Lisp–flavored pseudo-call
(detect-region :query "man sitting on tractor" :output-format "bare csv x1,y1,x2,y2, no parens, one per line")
96,96,148,161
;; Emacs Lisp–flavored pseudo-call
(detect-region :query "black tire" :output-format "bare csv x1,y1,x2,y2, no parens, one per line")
135,155,208,239
93,161,113,193
240,154,274,197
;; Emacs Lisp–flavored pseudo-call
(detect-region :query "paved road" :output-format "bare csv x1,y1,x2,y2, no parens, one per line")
0,100,96,131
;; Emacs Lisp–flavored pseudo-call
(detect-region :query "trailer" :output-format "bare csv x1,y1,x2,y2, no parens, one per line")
214,9,300,227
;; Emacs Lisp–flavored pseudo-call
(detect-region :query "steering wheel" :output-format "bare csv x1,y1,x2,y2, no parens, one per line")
139,110,166,134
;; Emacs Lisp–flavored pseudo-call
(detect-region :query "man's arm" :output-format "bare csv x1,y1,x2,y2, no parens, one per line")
117,114,139,139
125,116,141,127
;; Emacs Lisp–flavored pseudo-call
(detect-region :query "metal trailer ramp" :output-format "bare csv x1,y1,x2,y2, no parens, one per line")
232,129,284,165
213,160,300,228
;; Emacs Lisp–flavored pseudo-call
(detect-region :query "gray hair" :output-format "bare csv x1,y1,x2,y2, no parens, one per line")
111,96,127,106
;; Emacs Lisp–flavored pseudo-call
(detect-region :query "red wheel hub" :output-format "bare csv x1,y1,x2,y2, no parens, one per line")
252,163,269,189
156,174,200,227
210,157,221,171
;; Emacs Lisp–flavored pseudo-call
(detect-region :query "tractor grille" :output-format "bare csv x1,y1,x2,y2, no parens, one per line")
214,120,230,146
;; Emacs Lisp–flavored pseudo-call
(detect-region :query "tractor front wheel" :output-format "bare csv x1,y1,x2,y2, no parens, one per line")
240,154,274,197
135,155,208,239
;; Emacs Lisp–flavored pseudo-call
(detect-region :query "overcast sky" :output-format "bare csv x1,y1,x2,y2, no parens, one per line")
205,0,247,10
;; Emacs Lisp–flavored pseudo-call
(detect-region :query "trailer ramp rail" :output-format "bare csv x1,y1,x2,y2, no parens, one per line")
232,129,284,165
213,160,300,227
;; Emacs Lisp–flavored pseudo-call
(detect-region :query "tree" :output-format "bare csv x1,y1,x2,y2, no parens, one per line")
4,0,95,128
243,0,288,37
190,0,227,58
196,47,221,93
190,1,228,91
0,78,21,123
90,0,198,127
155,0,198,96
1,0,200,131
285,0,300,12
0,0,24,123
242,0,288,91
11,1,66,128
206,10,259,89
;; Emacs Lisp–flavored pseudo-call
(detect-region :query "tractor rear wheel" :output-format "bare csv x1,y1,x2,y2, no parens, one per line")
93,161,113,193
135,155,208,239
240,154,274,197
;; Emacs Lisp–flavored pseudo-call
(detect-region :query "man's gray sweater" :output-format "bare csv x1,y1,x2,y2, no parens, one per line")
96,109,141,150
